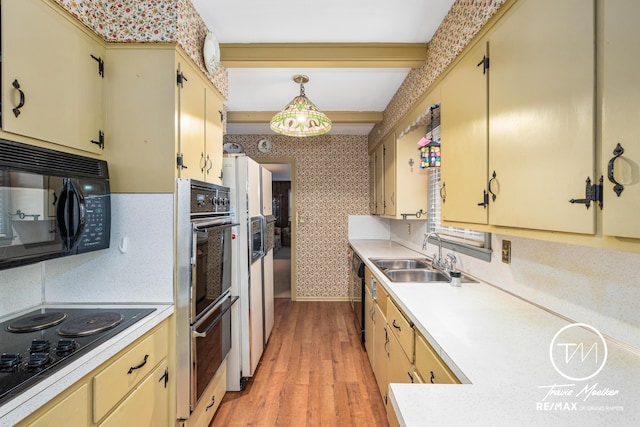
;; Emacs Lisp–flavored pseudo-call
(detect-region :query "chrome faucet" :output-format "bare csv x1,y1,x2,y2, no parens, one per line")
423,232,443,268
446,253,457,273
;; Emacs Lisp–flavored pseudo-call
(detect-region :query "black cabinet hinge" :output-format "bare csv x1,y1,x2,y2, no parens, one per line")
91,130,105,149
90,55,104,78
569,176,603,209
477,190,489,208
158,368,169,388
219,110,224,122
177,153,187,170
177,70,188,88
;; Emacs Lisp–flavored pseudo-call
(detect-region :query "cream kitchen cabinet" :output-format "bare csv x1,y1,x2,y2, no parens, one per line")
440,39,489,225
414,331,459,385
1,0,105,155
178,57,225,185
369,153,377,214
373,284,389,405
26,384,90,427
16,320,170,427
372,141,385,215
364,267,375,368
186,361,227,427
440,0,595,235
104,45,224,193
601,0,640,239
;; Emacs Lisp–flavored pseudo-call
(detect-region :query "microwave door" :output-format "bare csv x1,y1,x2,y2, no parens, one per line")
56,178,86,252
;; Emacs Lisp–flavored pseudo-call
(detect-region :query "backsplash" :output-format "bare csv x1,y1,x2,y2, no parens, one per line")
53,0,228,98
224,135,370,299
0,194,174,318
384,218,640,349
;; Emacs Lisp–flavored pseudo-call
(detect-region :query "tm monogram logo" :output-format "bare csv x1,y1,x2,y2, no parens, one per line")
549,323,608,381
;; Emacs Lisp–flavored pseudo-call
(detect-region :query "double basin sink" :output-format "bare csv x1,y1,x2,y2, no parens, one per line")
370,258,478,284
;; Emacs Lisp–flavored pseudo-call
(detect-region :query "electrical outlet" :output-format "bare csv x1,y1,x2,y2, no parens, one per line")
502,240,511,264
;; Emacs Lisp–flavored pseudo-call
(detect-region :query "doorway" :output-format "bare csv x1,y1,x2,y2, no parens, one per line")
259,161,294,300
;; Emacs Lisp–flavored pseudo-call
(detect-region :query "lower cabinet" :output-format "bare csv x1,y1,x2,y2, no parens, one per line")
27,383,90,427
17,319,171,427
364,268,375,368
364,278,462,424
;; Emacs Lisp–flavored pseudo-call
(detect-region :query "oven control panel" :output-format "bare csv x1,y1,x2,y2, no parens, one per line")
191,183,231,214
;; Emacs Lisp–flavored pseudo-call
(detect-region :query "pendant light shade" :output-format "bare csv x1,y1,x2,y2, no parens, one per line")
270,75,332,137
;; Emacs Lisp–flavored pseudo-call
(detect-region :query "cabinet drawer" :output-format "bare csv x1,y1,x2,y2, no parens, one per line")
376,281,389,315
93,322,169,422
415,332,459,384
386,299,413,362
27,383,89,427
189,360,227,427
98,359,169,427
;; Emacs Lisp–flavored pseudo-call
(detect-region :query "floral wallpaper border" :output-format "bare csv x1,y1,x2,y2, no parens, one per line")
53,0,228,98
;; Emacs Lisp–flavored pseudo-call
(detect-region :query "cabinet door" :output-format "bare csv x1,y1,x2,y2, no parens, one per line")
383,135,396,216
205,88,224,184
374,145,385,215
98,359,169,427
364,271,375,368
488,0,595,233
369,153,377,214
415,333,459,385
2,0,104,154
178,59,206,180
601,0,640,239
387,326,414,385
261,168,273,215
373,303,388,403
441,40,489,225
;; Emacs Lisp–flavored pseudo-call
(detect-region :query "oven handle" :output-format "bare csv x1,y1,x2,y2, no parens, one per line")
192,295,238,338
193,219,238,231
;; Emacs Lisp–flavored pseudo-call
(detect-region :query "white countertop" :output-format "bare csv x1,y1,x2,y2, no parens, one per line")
0,303,173,426
349,239,640,426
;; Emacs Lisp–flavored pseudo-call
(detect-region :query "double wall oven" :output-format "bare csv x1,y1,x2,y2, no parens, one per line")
176,179,238,421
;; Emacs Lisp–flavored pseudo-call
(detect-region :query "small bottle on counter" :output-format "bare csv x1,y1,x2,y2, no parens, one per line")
450,271,462,287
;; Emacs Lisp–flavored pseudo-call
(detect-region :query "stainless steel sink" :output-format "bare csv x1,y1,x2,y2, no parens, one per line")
370,258,432,270
383,269,450,283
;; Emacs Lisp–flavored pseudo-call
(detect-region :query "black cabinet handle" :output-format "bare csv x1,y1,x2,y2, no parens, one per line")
430,371,435,384
127,354,149,374
12,79,25,117
488,171,498,202
392,319,401,331
440,182,446,203
205,395,216,411
607,143,625,196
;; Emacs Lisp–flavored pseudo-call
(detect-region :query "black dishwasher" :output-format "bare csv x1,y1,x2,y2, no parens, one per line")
348,249,366,344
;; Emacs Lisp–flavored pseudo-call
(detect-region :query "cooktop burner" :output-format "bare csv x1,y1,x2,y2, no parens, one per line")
0,307,155,406
6,312,67,333
58,312,124,337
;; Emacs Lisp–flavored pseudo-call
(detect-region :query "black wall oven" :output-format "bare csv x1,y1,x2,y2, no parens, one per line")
0,139,110,269
176,179,238,421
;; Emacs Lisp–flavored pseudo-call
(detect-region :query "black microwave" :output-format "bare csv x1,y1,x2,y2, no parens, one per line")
0,139,110,270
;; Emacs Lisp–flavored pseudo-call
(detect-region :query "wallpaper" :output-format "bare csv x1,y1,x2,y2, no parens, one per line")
53,0,228,98
369,0,506,147
224,135,370,299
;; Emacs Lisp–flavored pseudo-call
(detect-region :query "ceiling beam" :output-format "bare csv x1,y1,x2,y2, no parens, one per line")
220,43,428,68
227,111,384,124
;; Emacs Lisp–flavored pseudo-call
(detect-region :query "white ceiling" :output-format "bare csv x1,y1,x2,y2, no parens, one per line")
191,0,456,135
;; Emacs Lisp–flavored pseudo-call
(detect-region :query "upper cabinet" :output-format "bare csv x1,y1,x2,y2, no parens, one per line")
601,0,640,239
440,40,489,225
104,46,225,193
441,0,595,234
1,0,105,155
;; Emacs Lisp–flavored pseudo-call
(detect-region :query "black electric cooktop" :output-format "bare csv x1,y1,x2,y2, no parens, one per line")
0,307,155,405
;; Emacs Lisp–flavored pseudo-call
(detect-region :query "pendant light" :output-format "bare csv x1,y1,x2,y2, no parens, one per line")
270,75,332,137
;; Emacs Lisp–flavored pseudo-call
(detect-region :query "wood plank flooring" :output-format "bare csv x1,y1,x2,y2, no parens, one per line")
211,299,389,427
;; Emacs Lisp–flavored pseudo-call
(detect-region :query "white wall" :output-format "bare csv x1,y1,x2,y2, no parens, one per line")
387,218,640,349
0,193,174,318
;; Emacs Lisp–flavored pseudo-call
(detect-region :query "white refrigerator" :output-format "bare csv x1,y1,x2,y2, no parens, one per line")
223,154,274,391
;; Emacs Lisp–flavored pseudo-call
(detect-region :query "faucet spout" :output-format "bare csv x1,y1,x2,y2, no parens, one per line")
423,232,443,267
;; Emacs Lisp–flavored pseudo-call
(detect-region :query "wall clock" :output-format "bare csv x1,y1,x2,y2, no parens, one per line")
257,138,272,153
203,31,220,74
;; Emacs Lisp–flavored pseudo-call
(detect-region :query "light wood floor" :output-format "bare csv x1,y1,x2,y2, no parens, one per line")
211,299,389,427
